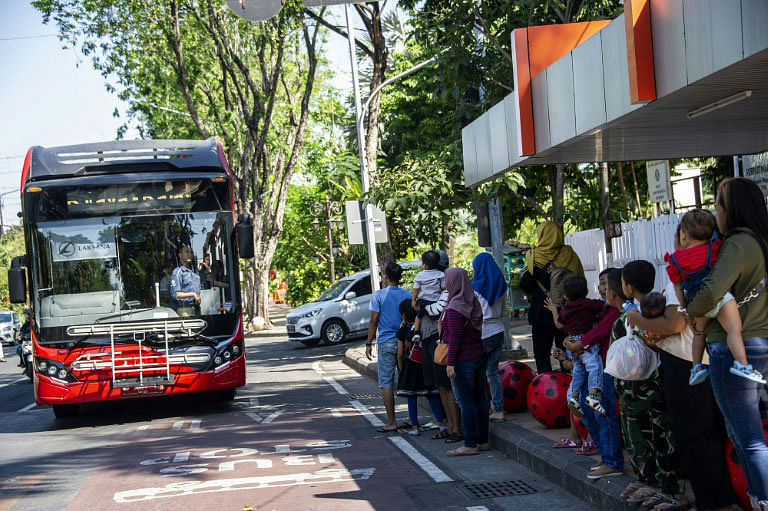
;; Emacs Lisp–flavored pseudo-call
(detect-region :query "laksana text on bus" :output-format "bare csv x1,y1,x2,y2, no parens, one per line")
7,138,255,418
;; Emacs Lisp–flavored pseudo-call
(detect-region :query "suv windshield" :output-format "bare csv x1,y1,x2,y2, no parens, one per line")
31,211,237,343
0,313,11,323
315,279,353,302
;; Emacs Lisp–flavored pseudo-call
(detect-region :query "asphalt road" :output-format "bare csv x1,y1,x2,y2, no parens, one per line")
0,312,595,510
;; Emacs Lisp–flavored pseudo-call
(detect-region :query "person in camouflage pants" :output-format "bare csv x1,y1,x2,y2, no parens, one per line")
612,311,685,498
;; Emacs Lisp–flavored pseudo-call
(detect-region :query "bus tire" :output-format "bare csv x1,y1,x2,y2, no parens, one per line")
216,388,237,401
52,404,79,418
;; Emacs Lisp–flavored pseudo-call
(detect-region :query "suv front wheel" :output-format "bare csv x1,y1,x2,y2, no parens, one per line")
321,319,347,345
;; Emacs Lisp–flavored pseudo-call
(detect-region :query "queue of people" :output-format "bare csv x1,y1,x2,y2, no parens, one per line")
365,176,768,510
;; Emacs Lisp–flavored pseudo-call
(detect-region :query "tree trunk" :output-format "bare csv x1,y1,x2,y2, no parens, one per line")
630,161,644,217
252,261,271,327
551,164,565,225
616,161,634,219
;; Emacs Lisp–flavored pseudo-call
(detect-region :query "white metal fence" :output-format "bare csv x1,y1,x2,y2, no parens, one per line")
565,214,684,297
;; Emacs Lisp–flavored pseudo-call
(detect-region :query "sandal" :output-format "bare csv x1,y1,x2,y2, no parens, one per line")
552,437,582,449
576,441,598,455
586,393,606,415
431,429,449,440
639,493,691,511
627,486,661,503
620,481,648,499
396,421,414,430
445,433,464,443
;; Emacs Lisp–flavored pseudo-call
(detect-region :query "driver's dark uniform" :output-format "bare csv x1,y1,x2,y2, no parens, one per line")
170,265,201,317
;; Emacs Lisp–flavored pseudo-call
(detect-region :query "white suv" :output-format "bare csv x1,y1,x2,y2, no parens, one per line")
0,311,21,346
286,262,418,347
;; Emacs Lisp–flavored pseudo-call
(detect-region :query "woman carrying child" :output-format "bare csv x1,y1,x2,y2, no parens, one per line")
687,177,768,510
520,221,584,373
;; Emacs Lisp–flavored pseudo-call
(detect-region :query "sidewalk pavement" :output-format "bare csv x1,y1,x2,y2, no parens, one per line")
343,329,638,510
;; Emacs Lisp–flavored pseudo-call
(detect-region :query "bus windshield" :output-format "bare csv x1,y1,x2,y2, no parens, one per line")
31,211,238,344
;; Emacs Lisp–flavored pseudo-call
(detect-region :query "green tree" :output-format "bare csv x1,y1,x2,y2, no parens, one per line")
34,0,323,325
0,226,27,311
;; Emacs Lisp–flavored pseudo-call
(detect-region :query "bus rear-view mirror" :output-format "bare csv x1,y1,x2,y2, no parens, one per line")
237,213,254,259
8,256,27,303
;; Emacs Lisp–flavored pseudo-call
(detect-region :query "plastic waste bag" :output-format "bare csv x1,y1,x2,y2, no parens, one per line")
605,321,660,381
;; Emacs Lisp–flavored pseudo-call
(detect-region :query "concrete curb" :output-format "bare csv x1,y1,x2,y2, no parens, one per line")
343,347,635,511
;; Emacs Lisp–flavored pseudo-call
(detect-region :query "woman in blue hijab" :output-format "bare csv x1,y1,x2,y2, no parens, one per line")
472,252,508,421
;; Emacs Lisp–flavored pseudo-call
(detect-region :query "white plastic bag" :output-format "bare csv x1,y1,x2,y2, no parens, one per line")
605,321,660,381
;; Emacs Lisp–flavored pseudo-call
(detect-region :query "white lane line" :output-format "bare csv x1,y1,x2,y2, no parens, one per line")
466,507,490,511
137,425,150,431
245,412,263,423
328,407,343,418
388,436,453,483
16,403,36,412
188,419,201,431
262,411,283,424
312,361,349,395
348,400,384,427
0,377,28,389
249,397,259,408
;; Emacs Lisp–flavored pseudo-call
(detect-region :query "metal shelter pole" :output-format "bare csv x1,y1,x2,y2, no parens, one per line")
345,4,380,292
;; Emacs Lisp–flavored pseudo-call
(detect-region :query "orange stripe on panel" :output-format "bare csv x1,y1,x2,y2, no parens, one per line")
512,28,535,156
527,21,610,77
625,0,656,103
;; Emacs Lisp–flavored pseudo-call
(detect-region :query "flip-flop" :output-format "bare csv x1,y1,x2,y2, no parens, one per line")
396,421,414,430
552,437,582,448
619,481,647,499
376,427,398,433
445,433,464,444
431,429,449,440
639,493,691,511
627,486,660,503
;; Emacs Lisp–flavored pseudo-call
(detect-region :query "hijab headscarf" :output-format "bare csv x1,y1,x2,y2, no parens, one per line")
525,221,584,276
444,268,483,331
472,252,507,306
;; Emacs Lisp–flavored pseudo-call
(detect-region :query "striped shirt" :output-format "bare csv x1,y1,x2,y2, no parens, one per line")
441,309,484,365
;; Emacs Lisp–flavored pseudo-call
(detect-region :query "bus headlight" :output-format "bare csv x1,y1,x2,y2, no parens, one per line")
211,340,244,370
47,366,57,376
36,358,78,383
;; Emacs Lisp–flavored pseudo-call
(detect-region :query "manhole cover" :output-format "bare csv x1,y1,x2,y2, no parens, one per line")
460,480,538,499
349,393,380,400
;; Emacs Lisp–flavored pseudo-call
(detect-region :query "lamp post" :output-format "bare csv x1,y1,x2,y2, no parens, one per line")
311,194,343,284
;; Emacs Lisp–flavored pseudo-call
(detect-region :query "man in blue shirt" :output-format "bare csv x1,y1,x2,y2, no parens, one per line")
366,262,411,432
170,245,201,317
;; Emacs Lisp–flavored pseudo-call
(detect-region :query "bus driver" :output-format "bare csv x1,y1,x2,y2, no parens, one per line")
170,245,201,317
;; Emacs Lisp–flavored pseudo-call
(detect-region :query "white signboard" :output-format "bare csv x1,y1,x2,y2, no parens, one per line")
646,160,672,203
743,152,768,195
345,201,388,245
51,229,117,262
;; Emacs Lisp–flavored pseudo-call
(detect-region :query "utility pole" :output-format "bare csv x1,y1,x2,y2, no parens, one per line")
0,190,16,237
345,4,380,292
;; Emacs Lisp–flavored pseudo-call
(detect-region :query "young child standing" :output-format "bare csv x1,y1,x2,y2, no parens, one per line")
544,275,605,415
411,250,445,342
395,300,446,436
664,209,765,385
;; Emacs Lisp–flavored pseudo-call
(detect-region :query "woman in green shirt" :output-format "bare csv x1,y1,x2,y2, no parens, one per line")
687,177,768,508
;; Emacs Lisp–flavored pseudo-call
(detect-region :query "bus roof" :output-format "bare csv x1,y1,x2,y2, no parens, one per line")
25,137,224,183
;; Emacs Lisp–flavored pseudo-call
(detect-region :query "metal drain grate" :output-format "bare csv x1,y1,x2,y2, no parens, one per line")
349,393,380,400
460,480,538,499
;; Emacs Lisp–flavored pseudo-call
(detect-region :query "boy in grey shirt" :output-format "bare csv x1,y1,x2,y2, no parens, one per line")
411,250,445,342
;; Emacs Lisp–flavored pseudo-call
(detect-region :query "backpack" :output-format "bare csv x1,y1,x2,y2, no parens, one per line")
536,251,574,307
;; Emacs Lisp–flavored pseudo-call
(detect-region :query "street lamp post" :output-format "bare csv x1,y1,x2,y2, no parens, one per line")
311,194,343,284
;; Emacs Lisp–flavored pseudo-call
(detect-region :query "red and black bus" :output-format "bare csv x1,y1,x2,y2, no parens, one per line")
8,138,253,418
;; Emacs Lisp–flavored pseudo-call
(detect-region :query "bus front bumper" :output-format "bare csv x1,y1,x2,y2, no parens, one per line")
34,356,246,405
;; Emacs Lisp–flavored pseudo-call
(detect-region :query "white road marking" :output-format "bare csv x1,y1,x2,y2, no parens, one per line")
16,403,36,412
328,407,343,418
388,436,453,483
137,425,150,431
348,400,384,427
312,361,349,395
466,507,490,511
0,377,28,389
113,468,376,502
245,412,262,423
262,411,283,424
249,397,259,408
171,419,201,431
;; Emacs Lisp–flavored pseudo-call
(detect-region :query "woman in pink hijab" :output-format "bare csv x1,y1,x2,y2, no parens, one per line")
441,268,489,456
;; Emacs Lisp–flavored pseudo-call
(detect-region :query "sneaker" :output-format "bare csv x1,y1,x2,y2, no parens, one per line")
730,361,767,384
567,396,584,418
689,363,709,385
412,334,421,343
585,393,606,415
408,428,420,436
587,465,624,480
590,463,604,472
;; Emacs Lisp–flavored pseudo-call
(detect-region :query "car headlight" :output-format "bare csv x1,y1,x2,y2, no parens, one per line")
299,309,323,319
